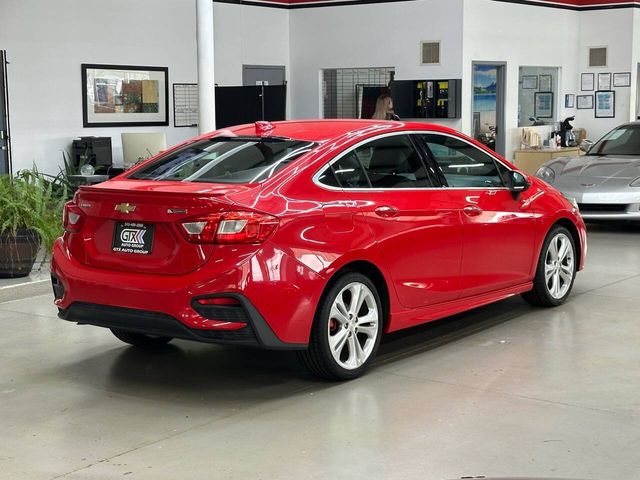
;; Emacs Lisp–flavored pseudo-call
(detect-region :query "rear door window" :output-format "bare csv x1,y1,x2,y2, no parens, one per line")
318,134,437,189
129,138,314,184
421,134,506,188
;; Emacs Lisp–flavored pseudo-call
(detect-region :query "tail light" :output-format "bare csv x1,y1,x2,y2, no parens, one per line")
63,202,86,233
179,211,278,244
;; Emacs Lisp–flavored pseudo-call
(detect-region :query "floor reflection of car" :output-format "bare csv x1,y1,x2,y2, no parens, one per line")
535,122,640,221
52,120,586,380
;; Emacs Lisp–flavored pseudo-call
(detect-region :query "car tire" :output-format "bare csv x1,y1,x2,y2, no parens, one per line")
522,225,577,307
298,272,384,380
110,328,173,348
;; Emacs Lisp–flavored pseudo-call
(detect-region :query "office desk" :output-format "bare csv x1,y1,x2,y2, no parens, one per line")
513,147,581,175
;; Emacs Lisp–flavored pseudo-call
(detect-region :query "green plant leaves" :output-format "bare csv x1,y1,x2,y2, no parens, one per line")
0,168,67,255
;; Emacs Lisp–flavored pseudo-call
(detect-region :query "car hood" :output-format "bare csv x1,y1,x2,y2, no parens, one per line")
551,155,640,180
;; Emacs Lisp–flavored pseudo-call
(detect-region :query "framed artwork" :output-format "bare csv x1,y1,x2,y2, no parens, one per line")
534,92,554,118
521,75,538,89
581,73,594,91
577,95,594,109
595,90,615,118
565,94,575,108
539,74,552,92
81,64,169,127
613,72,631,87
597,72,611,90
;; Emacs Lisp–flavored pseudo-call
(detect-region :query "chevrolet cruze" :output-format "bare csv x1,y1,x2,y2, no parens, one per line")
52,120,587,380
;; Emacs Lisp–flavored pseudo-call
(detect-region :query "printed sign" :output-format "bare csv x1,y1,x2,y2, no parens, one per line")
112,222,154,255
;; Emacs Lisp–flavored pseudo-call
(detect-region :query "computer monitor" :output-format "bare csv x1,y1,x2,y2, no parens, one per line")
121,133,167,169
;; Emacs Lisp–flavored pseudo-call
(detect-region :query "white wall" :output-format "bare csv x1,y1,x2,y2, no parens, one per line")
462,0,580,160
213,3,290,87
0,0,199,174
289,0,464,128
213,3,291,117
574,9,635,143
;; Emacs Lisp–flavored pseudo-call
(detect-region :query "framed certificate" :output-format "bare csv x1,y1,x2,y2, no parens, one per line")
576,95,593,110
580,73,594,91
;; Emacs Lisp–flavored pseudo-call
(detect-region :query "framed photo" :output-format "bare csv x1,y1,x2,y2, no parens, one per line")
595,90,615,118
613,72,631,87
581,73,594,91
539,74,552,92
81,64,169,127
521,75,538,89
564,94,575,108
577,95,594,109
598,72,611,90
534,92,554,118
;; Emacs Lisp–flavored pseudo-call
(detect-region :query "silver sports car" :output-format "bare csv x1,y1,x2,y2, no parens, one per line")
535,122,640,221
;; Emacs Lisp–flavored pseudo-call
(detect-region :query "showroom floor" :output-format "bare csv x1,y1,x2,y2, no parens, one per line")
1,224,639,480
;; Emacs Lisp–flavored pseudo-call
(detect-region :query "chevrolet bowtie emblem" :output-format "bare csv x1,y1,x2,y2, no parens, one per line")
114,203,137,214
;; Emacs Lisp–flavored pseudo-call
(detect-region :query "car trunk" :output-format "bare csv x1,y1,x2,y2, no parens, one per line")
68,181,256,275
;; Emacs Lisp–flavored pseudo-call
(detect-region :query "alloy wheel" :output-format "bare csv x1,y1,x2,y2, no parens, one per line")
544,232,575,299
327,282,379,370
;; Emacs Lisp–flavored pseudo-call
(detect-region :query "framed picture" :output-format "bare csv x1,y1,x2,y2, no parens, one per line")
539,74,552,92
577,95,594,109
534,92,554,118
565,94,575,108
613,72,631,87
595,90,615,118
521,75,538,89
581,73,594,91
598,72,611,90
81,64,169,127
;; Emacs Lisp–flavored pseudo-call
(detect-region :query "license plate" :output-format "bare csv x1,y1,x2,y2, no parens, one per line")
112,222,155,255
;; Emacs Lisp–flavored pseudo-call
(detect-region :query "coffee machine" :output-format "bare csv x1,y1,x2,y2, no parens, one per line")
560,116,577,147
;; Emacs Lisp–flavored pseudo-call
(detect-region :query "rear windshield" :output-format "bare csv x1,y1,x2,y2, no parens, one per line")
129,137,315,184
588,124,640,156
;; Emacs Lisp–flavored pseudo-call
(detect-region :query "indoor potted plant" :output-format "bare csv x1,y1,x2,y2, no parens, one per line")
0,169,66,278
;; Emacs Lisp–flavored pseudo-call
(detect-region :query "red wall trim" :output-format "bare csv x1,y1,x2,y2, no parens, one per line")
214,0,640,9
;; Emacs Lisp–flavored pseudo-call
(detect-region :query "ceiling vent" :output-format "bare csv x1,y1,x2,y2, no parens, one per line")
589,47,607,67
421,41,441,65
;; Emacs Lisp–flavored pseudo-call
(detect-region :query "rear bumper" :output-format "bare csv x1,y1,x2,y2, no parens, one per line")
57,300,301,349
51,238,324,348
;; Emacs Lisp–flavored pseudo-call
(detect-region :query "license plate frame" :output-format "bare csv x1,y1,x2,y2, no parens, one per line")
112,222,155,255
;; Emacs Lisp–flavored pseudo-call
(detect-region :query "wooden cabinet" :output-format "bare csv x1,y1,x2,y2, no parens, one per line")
513,147,581,175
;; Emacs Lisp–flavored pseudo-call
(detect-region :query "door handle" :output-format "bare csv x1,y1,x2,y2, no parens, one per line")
463,205,482,216
375,205,399,218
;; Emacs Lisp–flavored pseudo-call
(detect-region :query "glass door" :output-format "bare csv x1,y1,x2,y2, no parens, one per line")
472,63,505,156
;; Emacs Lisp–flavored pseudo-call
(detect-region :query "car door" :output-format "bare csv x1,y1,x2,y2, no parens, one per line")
316,133,464,309
420,132,537,297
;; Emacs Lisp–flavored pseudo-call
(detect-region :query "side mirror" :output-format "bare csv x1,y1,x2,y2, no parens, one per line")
508,170,530,196
580,140,593,153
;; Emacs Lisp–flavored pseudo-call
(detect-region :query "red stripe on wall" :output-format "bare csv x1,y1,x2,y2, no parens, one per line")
258,0,635,4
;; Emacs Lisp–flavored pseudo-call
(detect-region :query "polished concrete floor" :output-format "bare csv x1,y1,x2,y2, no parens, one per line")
1,224,639,480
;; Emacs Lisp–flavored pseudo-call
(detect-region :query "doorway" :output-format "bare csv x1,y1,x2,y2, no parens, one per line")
242,65,286,87
637,63,640,119
471,62,506,156
0,50,10,175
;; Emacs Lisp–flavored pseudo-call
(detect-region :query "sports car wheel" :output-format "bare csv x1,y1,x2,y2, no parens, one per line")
298,272,383,380
522,225,577,307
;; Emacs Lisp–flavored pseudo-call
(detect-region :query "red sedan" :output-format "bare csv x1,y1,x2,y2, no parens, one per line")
52,120,586,380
